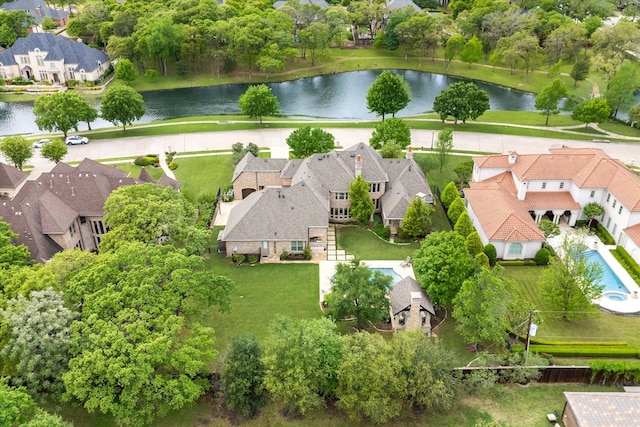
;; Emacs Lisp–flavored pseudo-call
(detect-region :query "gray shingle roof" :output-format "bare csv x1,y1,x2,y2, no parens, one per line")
381,157,433,219
0,163,27,190
222,182,329,241
232,152,289,182
1,0,68,24
564,392,640,426
0,33,108,73
390,276,435,316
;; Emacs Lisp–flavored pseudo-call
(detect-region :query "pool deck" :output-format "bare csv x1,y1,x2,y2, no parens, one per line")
319,260,415,303
549,233,640,314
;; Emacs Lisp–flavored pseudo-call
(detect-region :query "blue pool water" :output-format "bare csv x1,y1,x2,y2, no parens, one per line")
584,250,630,294
369,267,403,285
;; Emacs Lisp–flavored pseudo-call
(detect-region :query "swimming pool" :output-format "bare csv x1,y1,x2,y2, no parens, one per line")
369,267,403,285
584,250,631,300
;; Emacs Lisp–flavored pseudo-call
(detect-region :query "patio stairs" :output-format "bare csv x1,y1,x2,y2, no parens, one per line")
326,225,354,261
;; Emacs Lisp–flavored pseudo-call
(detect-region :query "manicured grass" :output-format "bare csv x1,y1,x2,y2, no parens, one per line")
598,120,640,137
336,225,420,260
414,153,473,192
116,163,165,180
431,199,452,231
173,155,234,199
503,266,640,347
476,110,581,127
201,251,322,356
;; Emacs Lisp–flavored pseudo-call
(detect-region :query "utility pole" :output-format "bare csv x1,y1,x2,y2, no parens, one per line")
525,309,540,362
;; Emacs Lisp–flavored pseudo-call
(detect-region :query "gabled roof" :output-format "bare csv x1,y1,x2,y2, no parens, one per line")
564,392,640,426
222,182,328,242
1,0,68,24
0,33,108,73
390,276,435,316
232,152,289,182
387,0,422,11
0,163,27,191
381,157,433,220
624,223,640,248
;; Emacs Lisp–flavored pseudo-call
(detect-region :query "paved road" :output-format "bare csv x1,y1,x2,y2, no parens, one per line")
28,128,639,175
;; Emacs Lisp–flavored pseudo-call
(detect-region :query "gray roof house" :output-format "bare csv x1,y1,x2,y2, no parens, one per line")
0,158,179,263
1,0,69,28
390,276,435,335
0,33,110,84
224,143,432,260
0,163,28,198
562,392,640,427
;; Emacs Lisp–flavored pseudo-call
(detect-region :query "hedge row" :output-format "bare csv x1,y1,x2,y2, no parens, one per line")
611,246,640,285
595,223,615,245
590,360,640,383
498,260,537,266
529,345,639,358
530,338,628,347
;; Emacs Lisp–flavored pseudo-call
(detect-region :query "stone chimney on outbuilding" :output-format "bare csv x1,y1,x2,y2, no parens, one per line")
407,291,422,331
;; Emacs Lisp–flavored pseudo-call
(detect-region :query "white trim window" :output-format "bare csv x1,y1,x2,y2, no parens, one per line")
508,242,522,257
291,241,304,252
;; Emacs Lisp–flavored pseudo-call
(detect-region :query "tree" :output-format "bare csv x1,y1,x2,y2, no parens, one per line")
447,196,465,225
21,410,73,427
445,33,466,69
465,231,484,257
348,175,374,224
433,82,490,124
539,219,560,238
535,79,567,125
336,332,404,424
286,126,335,158
402,197,435,238
298,22,330,66
541,233,604,320
453,265,517,349
238,84,279,124
146,17,185,77
605,62,637,118
460,36,483,67
366,71,411,120
0,135,32,171
484,244,497,267
114,58,138,84
378,141,403,158
262,317,343,416
583,202,605,227
454,160,474,190
369,117,411,149
102,183,209,256
454,211,475,239
413,231,475,305
0,380,36,426
325,260,393,329
571,98,611,129
231,142,260,165
570,57,590,87
221,336,265,418
0,217,31,268
33,91,97,137
100,85,146,131
1,288,75,397
435,128,453,171
40,138,67,164
440,181,459,210
0,10,33,48
628,103,640,128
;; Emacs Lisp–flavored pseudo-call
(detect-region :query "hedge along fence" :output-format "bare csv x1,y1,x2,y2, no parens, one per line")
590,360,640,384
527,345,639,358
611,246,640,286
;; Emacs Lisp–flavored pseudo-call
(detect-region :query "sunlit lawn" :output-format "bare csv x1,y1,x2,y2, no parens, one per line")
173,155,234,198
116,162,165,180
503,266,640,347
336,225,420,260
414,153,473,191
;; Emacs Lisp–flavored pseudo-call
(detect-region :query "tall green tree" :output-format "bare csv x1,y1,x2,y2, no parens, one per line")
238,84,280,124
541,233,604,320
102,183,209,256
571,98,611,129
460,36,483,67
0,10,33,47
40,138,67,164
325,260,393,329
366,71,411,119
146,17,185,77
583,202,605,227
0,135,32,171
445,33,466,69
447,196,465,225
100,85,145,131
535,79,567,125
0,217,31,268
286,126,335,158
262,317,343,416
435,128,453,171
33,91,97,138
298,22,330,66
453,265,517,350
454,160,474,190
440,181,459,210
221,336,265,418
605,62,637,118
348,175,374,224
433,82,490,124
0,380,36,426
454,211,475,238
570,57,590,87
402,197,435,238
412,231,475,305
114,58,138,84
231,142,259,165
369,117,411,149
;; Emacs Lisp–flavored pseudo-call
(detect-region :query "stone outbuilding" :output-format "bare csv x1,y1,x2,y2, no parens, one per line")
389,276,435,335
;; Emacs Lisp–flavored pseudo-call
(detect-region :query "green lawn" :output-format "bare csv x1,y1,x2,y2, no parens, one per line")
414,153,473,192
116,162,165,180
174,155,234,199
336,225,420,260
503,266,640,347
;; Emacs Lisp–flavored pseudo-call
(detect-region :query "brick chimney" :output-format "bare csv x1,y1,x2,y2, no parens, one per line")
406,146,413,159
355,154,362,177
35,6,41,16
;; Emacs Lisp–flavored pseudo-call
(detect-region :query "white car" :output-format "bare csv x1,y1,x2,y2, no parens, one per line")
65,135,89,145
32,139,51,148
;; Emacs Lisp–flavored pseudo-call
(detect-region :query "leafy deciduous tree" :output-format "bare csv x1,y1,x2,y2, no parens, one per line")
100,85,146,131
570,57,590,87
571,98,611,129
366,71,411,120
460,36,483,67
348,175,374,224
40,138,67,164
114,58,138,84
605,62,637,118
0,135,32,171
402,197,435,238
286,126,336,158
435,128,453,171
221,335,265,418
238,84,280,124
535,79,567,125
583,202,605,227
231,142,259,165
445,33,466,69
33,91,97,137
0,217,31,268
454,160,474,190
146,17,185,77
433,82,490,124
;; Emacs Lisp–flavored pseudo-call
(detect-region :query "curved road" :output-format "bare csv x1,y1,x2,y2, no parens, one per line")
28,128,638,173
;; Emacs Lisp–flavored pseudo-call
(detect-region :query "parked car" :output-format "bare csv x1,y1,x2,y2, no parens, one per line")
32,139,51,148
65,135,89,145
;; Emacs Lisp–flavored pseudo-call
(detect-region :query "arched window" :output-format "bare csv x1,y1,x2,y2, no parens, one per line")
508,243,522,256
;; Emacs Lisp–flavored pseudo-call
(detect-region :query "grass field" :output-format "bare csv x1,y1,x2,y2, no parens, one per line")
336,225,420,260
116,162,165,180
174,155,234,199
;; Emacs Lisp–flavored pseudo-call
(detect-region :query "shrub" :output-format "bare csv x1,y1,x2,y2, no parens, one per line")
465,231,483,257
447,196,465,224
611,246,640,285
248,255,259,265
280,250,289,260
134,156,151,166
590,360,640,383
595,223,615,245
168,161,178,170
534,248,550,266
373,223,391,240
528,345,638,358
440,181,458,210
303,247,312,260
232,254,245,264
475,252,489,268
483,244,497,267
574,220,588,228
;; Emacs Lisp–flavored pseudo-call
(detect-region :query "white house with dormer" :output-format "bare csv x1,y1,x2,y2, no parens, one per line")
465,148,640,262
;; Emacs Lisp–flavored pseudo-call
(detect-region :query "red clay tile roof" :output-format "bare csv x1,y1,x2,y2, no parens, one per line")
624,223,640,248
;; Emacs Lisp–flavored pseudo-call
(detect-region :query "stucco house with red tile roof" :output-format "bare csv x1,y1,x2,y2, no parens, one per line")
0,158,179,263
465,148,640,262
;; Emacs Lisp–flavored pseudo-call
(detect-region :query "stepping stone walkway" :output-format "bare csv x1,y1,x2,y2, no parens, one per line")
326,225,354,261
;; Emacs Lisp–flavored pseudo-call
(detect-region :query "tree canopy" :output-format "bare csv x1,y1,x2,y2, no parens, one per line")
402,197,434,238
571,98,611,129
238,84,280,124
0,217,31,268
535,79,567,125
433,82,490,124
33,92,98,138
369,117,411,149
100,85,146,131
348,175,374,224
40,138,68,164
286,126,336,158
0,135,32,171
366,71,411,119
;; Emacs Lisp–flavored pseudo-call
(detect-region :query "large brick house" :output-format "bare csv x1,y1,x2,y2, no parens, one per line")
0,159,179,263
465,148,640,262
222,143,432,260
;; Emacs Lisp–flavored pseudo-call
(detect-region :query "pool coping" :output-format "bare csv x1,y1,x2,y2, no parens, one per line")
592,244,640,314
319,260,415,303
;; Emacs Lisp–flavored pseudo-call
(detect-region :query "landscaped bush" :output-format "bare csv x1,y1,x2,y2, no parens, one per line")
575,220,588,228
498,260,537,266
590,360,640,383
279,250,289,260
248,255,259,265
534,248,550,266
595,223,615,245
373,223,390,240
611,246,640,285
9,79,34,85
168,161,178,170
528,345,639,358
303,247,312,260
134,156,151,166
232,254,246,264
484,244,497,267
